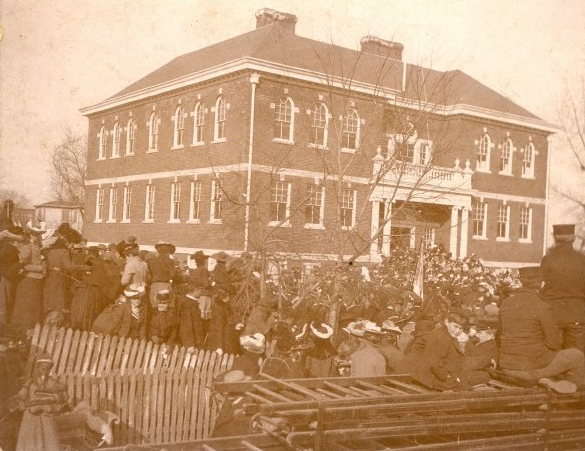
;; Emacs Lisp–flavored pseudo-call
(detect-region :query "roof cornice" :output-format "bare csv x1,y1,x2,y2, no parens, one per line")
80,57,558,133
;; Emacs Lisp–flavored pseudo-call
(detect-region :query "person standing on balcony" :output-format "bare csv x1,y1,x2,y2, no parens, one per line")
541,224,585,353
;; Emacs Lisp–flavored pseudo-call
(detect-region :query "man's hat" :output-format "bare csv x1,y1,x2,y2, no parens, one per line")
191,250,209,260
552,224,575,238
124,283,145,298
211,251,229,262
155,241,176,254
97,243,107,251
156,289,170,302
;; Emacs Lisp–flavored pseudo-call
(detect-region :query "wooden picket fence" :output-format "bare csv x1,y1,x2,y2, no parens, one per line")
27,324,234,445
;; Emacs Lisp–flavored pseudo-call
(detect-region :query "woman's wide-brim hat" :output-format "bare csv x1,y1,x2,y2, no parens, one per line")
239,333,266,354
191,250,209,260
211,251,229,262
310,322,334,339
218,369,252,383
124,283,145,298
25,220,47,235
155,241,176,254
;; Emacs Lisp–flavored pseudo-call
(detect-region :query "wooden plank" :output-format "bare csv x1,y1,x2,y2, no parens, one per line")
170,346,186,443
102,334,118,374
95,333,111,377
44,325,58,359
133,339,147,373
56,327,73,375
127,371,137,444
358,380,409,396
156,366,166,443
126,336,140,372
141,339,154,373
73,330,88,374
120,372,129,445
148,343,160,374
112,336,126,372
163,362,174,443
80,331,96,375
134,370,144,444
195,350,211,439
91,376,99,409
49,327,66,376
99,372,107,411
65,329,81,374
142,371,152,443
89,332,104,376
203,351,221,438
120,336,134,375
175,354,190,442
182,351,198,441
37,324,51,354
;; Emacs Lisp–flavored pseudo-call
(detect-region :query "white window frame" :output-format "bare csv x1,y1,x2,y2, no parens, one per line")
172,105,185,149
304,184,325,229
111,122,121,158
148,112,159,152
121,186,132,223
273,97,295,144
210,179,223,224
98,126,107,160
268,181,292,227
472,202,488,239
193,102,205,145
188,180,202,223
213,96,226,142
126,118,136,156
169,182,181,223
499,138,513,175
108,187,117,223
496,204,510,241
519,206,533,243
423,227,436,247
521,143,536,178
341,109,360,152
94,188,104,222
476,134,491,173
144,184,155,223
310,102,328,149
340,188,357,230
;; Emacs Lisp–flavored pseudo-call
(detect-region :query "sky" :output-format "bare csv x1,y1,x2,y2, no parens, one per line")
0,0,584,227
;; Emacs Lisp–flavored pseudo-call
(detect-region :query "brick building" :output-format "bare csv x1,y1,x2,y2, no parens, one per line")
81,9,555,267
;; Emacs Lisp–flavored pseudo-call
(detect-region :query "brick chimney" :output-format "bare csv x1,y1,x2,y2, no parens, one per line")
360,35,403,61
255,8,297,34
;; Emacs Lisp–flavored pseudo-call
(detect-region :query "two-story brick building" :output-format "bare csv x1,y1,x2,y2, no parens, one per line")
81,8,555,267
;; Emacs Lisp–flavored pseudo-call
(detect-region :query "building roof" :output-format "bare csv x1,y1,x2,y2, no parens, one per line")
89,12,544,126
34,200,82,209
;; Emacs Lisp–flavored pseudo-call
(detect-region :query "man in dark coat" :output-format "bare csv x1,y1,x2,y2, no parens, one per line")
147,241,176,308
499,266,585,389
148,290,179,345
207,251,234,353
0,226,25,324
540,224,585,352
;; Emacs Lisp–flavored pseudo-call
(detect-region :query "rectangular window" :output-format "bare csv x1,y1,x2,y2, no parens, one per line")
112,125,121,158
95,188,104,221
398,142,415,163
423,227,435,247
473,202,488,238
522,144,535,178
305,184,324,227
189,181,202,221
210,180,223,222
340,189,356,229
419,143,430,165
496,204,510,240
519,207,532,241
500,140,513,174
122,186,132,222
170,182,181,222
108,187,118,222
126,121,136,155
270,181,291,224
194,104,205,144
145,184,155,222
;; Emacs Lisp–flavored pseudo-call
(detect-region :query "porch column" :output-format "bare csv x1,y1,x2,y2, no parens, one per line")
370,200,381,256
382,201,392,256
449,206,459,258
459,207,469,258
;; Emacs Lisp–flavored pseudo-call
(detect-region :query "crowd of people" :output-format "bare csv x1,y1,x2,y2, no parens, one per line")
1,195,584,404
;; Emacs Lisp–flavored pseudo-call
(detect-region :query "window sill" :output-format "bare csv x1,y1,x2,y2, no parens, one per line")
97,157,107,161
341,225,355,231
93,220,104,223
208,219,223,225
125,153,134,157
106,220,117,224
518,238,533,244
304,223,325,230
211,138,226,144
110,155,121,160
475,167,491,174
191,142,205,147
187,219,201,224
268,221,291,228
121,219,131,224
167,219,181,224
521,175,535,180
272,138,295,146
472,235,488,241
498,171,514,177
341,147,357,154
308,143,329,150
171,145,185,150
495,237,510,242
146,149,158,154
142,219,154,224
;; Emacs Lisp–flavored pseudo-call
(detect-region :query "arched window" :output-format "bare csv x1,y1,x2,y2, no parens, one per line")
112,122,121,157
148,112,159,151
522,142,535,178
193,102,205,144
342,109,360,150
274,97,294,142
173,105,185,148
214,96,226,141
126,118,136,155
98,125,107,160
500,138,513,174
311,103,328,147
477,134,491,172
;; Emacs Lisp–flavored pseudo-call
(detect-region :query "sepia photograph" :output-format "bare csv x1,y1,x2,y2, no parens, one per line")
1,0,584,450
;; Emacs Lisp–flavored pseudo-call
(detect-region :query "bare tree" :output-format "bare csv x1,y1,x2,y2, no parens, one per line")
0,188,32,209
51,129,87,217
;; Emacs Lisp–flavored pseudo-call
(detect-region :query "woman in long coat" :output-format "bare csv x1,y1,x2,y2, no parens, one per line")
42,236,73,314
70,248,108,331
10,223,45,332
